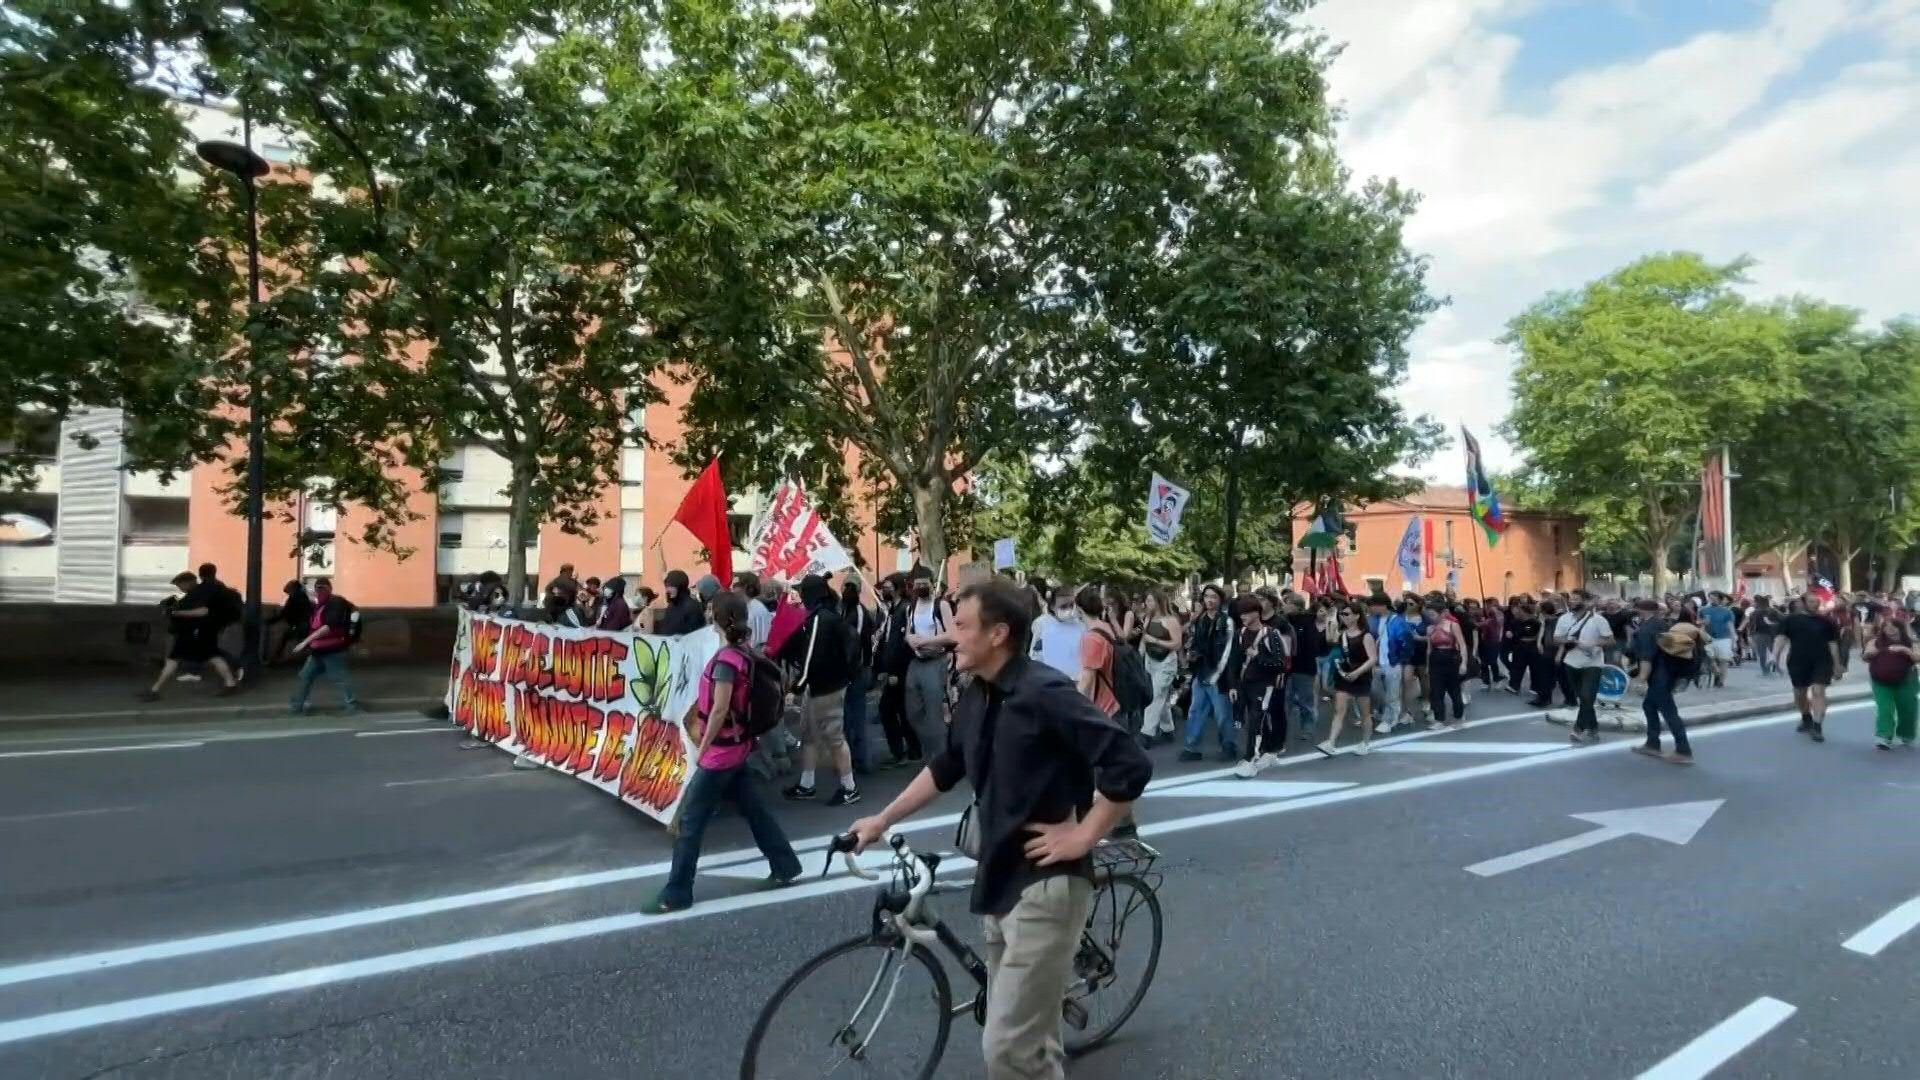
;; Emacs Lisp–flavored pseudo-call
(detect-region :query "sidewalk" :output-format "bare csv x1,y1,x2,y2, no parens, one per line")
0,662,448,729
1542,665,1873,733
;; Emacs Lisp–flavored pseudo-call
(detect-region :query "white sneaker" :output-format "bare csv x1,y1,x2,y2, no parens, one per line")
1376,721,1395,736
1315,739,1337,757
1233,759,1258,779
1355,742,1372,756
1255,752,1279,771
177,673,202,682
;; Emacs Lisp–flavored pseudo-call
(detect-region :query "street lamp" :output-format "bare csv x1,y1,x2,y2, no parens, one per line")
197,120,272,676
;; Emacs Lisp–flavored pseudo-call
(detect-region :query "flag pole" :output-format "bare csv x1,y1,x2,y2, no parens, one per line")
1469,512,1490,600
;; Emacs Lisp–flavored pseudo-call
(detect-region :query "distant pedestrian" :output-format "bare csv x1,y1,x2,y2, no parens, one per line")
1029,586,1086,680
647,592,802,914
1748,596,1783,676
1864,617,1919,751
288,577,360,714
196,563,245,679
901,573,955,762
1425,601,1467,729
1630,599,1702,765
1554,590,1614,744
840,575,877,775
1478,596,1504,688
1181,584,1237,761
872,575,921,768
1231,596,1291,777
1701,592,1736,687
1318,603,1378,757
597,577,635,632
653,570,704,635
1283,593,1322,743
270,579,314,665
1139,590,1183,746
140,571,241,701
1776,595,1843,743
778,574,861,806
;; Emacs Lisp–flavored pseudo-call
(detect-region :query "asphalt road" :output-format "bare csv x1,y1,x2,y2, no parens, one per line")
2,682,1915,1079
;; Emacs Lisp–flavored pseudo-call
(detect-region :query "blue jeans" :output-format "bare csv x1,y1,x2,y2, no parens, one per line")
660,764,802,908
1183,679,1235,753
843,669,874,771
1286,671,1317,737
290,651,357,711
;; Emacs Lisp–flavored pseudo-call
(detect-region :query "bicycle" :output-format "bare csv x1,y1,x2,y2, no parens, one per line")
739,831,1164,1079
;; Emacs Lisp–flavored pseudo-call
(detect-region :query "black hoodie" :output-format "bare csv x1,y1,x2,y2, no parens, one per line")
653,569,706,636
779,574,854,696
597,577,633,632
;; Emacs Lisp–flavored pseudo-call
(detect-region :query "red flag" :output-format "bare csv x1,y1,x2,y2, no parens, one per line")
671,457,732,588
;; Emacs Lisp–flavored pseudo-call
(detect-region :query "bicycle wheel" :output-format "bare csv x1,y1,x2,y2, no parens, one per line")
740,933,953,1080
1064,873,1163,1055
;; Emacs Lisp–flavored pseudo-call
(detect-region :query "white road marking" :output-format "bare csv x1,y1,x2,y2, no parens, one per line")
0,704,1656,995
1157,780,1356,800
0,805,142,824
384,772,534,789
0,742,203,760
1635,996,1795,1079
1380,741,1569,755
1841,895,1920,957
0,705,1834,1043
1466,800,1725,878
353,727,458,737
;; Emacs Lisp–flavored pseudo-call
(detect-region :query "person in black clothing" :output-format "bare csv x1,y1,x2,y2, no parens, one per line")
1425,601,1468,727
141,571,241,700
840,575,877,776
778,574,861,805
652,569,705,635
1774,595,1843,742
193,563,246,679
1232,596,1291,776
270,580,314,665
872,574,921,767
1284,594,1323,741
1506,600,1541,699
848,578,1151,1080
1628,598,1701,764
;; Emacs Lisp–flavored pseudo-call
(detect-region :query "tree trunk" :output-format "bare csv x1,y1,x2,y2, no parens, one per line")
911,478,949,586
1775,543,1803,596
1835,526,1855,593
1645,492,1671,596
506,458,535,611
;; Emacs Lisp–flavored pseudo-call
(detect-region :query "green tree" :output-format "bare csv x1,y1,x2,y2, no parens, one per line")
1734,308,1920,592
671,0,1341,579
191,0,786,601
1501,253,1797,594
972,456,1201,588
1086,172,1442,585
0,1,241,484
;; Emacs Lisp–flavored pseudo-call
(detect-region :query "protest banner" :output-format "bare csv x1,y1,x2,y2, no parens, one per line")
1146,474,1191,545
992,538,1017,569
747,481,855,581
445,610,718,826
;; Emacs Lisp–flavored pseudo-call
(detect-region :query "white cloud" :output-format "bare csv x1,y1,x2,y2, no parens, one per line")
1312,0,1920,479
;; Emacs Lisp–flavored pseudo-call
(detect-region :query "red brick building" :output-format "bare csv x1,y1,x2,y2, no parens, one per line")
1293,485,1585,599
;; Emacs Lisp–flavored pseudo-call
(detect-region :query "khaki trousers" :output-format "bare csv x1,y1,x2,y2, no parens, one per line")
980,874,1094,1080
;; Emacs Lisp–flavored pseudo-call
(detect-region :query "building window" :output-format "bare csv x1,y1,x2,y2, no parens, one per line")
620,509,646,550
439,512,464,549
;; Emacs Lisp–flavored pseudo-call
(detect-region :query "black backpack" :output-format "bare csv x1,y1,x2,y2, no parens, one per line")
715,645,785,742
876,603,913,677
324,596,364,643
1097,629,1154,714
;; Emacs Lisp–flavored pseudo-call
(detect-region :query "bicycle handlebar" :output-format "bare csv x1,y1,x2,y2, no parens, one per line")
823,833,937,920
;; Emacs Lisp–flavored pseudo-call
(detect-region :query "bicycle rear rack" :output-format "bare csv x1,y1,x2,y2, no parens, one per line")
1089,837,1160,880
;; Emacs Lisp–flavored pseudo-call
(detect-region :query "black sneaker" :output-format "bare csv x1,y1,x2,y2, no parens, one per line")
826,787,861,807
1796,717,1812,733
1177,749,1203,762
1810,724,1826,744
781,784,817,801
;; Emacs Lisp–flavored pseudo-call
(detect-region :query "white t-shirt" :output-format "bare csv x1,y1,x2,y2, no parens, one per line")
747,599,774,650
1554,609,1612,669
1031,612,1086,680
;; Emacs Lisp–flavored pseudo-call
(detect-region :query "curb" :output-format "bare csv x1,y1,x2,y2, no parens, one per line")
1543,685,1874,733
0,695,444,730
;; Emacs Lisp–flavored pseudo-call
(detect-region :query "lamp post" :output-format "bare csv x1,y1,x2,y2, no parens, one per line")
197,111,272,675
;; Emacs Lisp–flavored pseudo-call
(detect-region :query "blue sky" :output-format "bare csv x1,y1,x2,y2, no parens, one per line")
1309,0,1920,478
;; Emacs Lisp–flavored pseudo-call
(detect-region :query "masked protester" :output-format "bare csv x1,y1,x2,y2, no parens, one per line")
653,569,705,635
597,577,634,632
778,574,862,806
289,577,361,714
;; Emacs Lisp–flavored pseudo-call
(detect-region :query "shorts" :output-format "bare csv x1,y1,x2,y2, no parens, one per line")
1788,658,1832,690
169,629,216,664
794,689,847,747
1707,639,1734,663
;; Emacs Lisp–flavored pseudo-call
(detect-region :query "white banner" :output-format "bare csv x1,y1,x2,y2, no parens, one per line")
1146,473,1191,545
445,610,718,827
747,481,854,581
992,538,1017,569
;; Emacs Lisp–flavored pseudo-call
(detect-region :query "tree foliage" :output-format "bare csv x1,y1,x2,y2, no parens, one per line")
671,0,1377,578
1501,253,1797,593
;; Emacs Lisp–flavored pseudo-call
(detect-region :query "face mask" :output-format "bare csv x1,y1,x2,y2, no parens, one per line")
914,585,933,600
602,587,614,599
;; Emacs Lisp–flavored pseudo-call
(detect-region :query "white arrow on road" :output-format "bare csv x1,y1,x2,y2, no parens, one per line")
1466,799,1724,877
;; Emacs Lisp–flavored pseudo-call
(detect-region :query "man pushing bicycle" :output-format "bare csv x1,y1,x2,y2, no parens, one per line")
849,576,1154,1080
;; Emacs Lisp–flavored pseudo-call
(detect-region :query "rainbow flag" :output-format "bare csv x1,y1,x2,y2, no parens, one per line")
1462,426,1508,546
